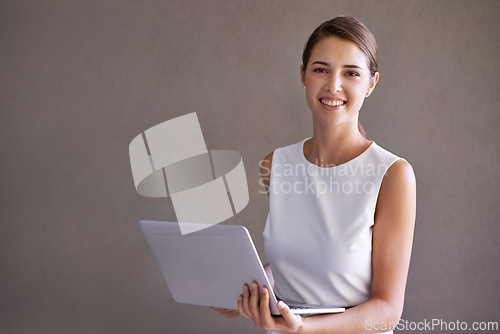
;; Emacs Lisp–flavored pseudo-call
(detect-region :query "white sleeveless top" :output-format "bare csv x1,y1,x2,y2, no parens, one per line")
263,138,402,334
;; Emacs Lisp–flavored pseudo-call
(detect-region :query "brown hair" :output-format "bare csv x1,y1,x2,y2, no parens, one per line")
302,16,378,77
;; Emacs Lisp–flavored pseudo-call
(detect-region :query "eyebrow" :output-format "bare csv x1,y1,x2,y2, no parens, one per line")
311,61,362,70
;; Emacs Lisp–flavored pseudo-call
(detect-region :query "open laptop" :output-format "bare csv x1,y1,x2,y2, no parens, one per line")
139,220,345,316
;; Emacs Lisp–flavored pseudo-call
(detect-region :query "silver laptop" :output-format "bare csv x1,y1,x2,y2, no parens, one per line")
139,220,345,315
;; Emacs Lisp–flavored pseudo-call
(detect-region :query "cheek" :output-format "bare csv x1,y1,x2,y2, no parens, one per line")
304,79,322,99
304,75,322,89
345,80,370,99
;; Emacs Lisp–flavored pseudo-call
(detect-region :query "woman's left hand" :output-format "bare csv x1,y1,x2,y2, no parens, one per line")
238,282,304,333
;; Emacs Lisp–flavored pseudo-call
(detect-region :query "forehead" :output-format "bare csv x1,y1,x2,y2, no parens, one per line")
309,36,369,69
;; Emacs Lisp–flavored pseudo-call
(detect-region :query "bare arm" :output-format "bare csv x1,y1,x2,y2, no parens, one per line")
261,153,275,288
239,160,416,334
296,160,416,333
259,151,274,196
264,263,274,289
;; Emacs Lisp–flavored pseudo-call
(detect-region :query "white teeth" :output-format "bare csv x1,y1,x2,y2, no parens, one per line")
321,99,345,107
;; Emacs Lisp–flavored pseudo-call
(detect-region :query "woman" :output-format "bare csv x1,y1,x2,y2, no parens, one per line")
213,16,416,334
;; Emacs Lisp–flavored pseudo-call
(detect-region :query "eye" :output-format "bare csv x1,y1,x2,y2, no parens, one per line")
313,68,328,74
345,71,360,77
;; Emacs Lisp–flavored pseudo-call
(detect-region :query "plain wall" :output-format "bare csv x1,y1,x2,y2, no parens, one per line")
1,1,498,333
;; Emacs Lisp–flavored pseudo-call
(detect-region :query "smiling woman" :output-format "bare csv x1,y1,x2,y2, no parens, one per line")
213,16,416,334
301,35,379,131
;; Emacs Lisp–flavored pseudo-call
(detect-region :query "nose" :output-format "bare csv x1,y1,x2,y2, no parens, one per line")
325,73,342,92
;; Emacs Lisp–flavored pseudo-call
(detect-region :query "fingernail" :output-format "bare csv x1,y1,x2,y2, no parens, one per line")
243,285,247,292
277,301,285,310
252,282,256,290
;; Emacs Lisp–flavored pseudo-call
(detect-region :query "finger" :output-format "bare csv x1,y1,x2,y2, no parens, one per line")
237,294,249,318
249,282,262,324
259,287,275,329
240,284,251,318
276,301,301,332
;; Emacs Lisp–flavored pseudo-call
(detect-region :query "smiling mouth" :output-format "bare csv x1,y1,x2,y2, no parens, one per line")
320,98,346,107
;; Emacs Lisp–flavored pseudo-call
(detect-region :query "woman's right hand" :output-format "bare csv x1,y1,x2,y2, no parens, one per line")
210,307,240,318
211,264,273,319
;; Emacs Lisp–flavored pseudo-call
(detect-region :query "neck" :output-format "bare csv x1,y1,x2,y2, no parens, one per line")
304,117,371,167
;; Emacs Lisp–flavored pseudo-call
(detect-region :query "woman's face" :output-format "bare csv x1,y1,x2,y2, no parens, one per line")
301,35,379,129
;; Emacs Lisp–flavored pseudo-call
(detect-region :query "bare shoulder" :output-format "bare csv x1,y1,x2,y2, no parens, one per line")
259,152,274,176
375,159,416,226
259,152,274,195
383,159,416,189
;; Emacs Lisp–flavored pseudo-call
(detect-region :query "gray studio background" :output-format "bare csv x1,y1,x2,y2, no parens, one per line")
1,1,498,333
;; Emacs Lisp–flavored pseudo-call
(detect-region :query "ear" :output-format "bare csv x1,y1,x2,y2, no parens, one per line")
300,64,305,86
366,72,379,98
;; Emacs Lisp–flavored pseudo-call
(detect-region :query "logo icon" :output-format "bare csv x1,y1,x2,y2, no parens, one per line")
129,113,249,234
